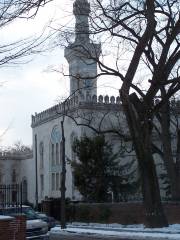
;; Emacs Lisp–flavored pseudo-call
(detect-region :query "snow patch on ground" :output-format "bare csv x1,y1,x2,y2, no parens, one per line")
50,223,180,240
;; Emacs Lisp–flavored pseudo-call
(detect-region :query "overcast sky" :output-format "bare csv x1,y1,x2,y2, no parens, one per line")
0,0,120,148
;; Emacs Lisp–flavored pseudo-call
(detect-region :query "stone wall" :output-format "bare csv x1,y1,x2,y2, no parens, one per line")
68,202,146,224
70,202,180,225
42,201,180,225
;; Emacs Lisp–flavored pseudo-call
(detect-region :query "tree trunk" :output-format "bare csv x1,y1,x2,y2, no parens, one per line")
121,93,168,227
140,150,168,227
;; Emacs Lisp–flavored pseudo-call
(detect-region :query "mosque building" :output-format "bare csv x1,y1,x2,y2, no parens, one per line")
0,0,169,205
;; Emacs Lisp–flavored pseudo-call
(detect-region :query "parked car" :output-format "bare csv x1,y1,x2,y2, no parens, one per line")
0,205,49,240
35,211,57,230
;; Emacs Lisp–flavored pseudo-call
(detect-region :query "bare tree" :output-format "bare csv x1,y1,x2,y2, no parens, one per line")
0,0,53,66
5,140,32,154
0,0,53,148
56,0,180,227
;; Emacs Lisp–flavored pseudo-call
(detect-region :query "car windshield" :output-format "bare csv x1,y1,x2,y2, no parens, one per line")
22,207,39,220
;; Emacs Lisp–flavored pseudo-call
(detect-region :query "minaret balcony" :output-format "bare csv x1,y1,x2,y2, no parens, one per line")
64,42,101,63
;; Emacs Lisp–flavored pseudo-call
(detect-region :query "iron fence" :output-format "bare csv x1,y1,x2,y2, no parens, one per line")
0,183,22,213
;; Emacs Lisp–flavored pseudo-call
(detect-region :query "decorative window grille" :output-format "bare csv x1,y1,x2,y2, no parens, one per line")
12,169,17,183
39,142,44,169
40,174,44,192
52,173,55,191
51,144,55,166
56,143,59,165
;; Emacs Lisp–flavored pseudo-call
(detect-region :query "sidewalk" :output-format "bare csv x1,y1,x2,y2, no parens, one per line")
49,223,180,240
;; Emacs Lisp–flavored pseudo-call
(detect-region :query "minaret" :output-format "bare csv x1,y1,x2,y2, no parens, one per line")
64,0,101,97
73,0,90,43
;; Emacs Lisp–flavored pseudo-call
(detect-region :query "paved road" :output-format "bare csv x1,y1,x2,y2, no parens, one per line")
49,232,139,240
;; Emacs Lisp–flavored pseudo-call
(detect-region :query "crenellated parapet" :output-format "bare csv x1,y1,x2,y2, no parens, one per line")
170,99,180,109
154,98,180,111
31,94,180,128
31,93,122,127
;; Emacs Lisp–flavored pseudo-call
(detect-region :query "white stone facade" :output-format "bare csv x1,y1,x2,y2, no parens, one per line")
31,96,130,203
32,115,82,202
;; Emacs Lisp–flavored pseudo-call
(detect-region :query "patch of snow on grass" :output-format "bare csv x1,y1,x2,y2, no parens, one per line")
50,223,180,240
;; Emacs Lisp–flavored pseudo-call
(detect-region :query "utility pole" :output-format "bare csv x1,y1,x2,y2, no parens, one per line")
60,119,66,229
57,92,80,229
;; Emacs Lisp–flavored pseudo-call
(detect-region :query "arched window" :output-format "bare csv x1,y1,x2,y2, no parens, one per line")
12,169,17,183
0,167,4,202
56,143,59,165
39,142,44,169
0,170,2,184
51,125,61,143
71,132,77,199
51,173,55,191
11,169,18,202
71,132,77,162
40,174,44,191
56,173,60,191
40,174,44,198
51,172,61,192
22,178,28,204
51,144,55,166
50,125,61,192
50,125,61,166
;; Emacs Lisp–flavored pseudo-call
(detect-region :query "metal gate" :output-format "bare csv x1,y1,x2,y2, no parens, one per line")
0,183,22,212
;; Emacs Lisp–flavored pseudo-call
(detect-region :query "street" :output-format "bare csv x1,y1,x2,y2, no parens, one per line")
50,234,138,240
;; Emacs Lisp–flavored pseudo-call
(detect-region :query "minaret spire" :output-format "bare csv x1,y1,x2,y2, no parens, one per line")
73,0,90,42
65,0,101,96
